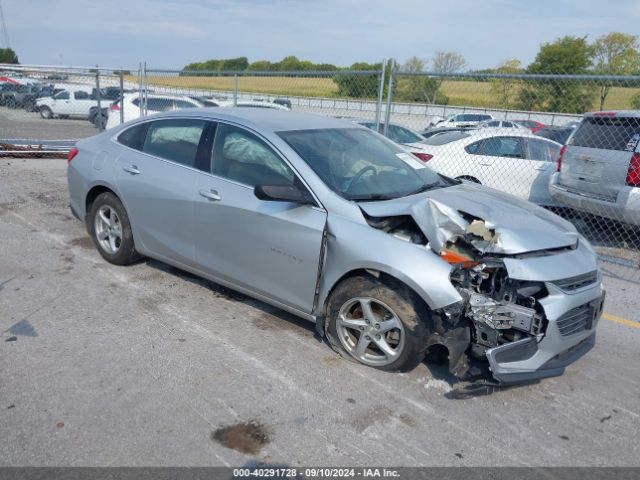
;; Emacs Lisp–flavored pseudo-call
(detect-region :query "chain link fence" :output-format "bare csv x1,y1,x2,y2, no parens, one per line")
1,62,640,281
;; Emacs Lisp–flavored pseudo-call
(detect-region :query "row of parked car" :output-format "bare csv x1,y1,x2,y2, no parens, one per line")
2,74,637,229
358,112,640,228
0,73,292,130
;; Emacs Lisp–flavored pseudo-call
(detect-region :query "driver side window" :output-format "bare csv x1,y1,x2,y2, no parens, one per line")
212,123,295,188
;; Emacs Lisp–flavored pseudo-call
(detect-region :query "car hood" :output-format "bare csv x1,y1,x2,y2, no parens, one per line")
357,183,578,255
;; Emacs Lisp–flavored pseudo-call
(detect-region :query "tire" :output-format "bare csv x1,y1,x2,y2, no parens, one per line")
6,98,16,109
87,192,141,265
326,275,432,372
40,106,53,119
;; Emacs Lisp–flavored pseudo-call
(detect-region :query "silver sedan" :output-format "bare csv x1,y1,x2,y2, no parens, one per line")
67,108,605,384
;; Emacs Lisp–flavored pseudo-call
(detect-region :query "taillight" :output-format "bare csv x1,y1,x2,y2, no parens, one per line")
413,152,433,162
556,145,566,172
109,103,120,111
67,148,79,164
626,153,640,187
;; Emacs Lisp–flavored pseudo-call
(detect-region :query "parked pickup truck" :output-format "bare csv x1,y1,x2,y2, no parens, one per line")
1,84,55,111
36,85,105,120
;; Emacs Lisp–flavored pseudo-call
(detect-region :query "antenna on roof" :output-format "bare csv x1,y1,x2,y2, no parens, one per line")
0,0,11,48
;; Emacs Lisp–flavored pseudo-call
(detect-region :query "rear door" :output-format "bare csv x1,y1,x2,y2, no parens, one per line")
194,122,326,313
559,115,639,200
72,90,92,117
473,136,531,198
114,118,213,266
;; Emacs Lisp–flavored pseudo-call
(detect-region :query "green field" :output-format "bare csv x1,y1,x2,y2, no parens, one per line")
136,75,640,111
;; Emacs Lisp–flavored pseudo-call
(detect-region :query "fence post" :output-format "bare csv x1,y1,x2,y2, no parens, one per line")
137,62,142,118
143,61,148,116
233,74,238,106
119,70,124,125
95,65,103,132
383,59,395,136
375,59,386,131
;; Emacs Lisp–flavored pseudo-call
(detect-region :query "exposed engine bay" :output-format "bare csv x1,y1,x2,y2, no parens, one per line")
362,203,554,379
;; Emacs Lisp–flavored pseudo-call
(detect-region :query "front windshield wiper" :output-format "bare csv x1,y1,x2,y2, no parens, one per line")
348,194,398,202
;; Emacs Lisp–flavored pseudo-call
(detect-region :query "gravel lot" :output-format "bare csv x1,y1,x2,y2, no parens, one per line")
1,158,640,467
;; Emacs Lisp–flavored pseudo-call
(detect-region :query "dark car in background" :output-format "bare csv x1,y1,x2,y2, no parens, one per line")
535,126,575,145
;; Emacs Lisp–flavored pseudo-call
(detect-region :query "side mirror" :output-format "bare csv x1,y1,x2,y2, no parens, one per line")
254,184,315,205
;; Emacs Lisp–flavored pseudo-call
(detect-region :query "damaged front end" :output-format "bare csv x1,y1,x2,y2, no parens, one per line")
360,189,599,383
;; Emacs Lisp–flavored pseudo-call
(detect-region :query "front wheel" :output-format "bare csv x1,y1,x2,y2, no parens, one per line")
39,106,53,119
326,275,431,372
88,192,141,265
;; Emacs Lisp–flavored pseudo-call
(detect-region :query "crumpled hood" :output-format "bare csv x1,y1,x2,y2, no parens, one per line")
358,183,578,255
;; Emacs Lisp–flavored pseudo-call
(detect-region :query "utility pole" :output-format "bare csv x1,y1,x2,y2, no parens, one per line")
0,0,11,48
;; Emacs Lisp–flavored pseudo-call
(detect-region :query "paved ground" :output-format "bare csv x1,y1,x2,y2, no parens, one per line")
0,106,96,141
1,159,639,467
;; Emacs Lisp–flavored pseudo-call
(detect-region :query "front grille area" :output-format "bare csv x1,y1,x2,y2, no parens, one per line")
553,270,598,292
556,304,594,336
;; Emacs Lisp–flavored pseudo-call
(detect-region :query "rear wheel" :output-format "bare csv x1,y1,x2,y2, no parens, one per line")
88,192,141,265
326,275,431,372
39,106,53,119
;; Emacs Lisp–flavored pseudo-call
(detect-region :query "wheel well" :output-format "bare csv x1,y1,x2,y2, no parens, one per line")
322,268,428,317
457,175,481,184
85,185,117,215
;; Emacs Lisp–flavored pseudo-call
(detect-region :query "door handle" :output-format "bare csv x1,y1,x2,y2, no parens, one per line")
479,163,492,166
122,165,140,175
199,189,221,201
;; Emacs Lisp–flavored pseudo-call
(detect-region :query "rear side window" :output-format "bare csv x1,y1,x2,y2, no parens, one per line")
145,98,174,112
174,99,198,109
571,116,640,151
117,123,148,151
212,123,295,187
142,119,207,168
526,138,560,162
74,91,89,100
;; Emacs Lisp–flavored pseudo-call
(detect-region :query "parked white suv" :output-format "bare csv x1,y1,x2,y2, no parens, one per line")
433,113,494,128
549,110,640,225
36,86,103,120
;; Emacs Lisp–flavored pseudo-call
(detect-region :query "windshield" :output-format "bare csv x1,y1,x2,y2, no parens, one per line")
278,128,448,201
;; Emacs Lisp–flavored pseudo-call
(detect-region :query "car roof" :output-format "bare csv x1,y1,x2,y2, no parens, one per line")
154,107,361,132
465,127,538,138
583,110,640,118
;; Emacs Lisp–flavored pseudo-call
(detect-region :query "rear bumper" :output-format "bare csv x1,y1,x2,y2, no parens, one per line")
549,173,640,226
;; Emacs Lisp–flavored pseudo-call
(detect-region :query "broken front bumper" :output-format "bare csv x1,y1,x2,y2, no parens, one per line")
486,288,604,384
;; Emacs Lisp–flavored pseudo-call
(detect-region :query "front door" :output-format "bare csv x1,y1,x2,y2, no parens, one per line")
194,122,326,313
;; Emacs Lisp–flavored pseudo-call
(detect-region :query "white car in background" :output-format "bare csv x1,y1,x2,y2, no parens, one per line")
417,129,562,206
432,113,494,128
36,85,102,120
106,93,289,129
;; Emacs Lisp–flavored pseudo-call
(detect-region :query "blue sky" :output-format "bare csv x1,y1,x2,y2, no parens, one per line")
3,0,640,70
